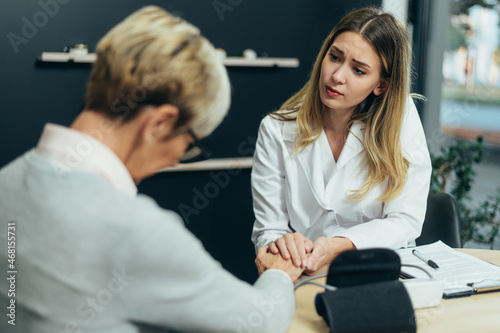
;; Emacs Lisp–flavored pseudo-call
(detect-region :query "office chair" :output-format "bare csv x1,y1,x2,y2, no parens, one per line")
416,192,462,248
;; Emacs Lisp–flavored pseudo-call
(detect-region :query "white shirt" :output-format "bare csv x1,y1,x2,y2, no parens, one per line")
251,97,432,251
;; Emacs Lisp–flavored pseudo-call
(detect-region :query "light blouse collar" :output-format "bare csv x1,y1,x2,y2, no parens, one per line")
36,123,138,196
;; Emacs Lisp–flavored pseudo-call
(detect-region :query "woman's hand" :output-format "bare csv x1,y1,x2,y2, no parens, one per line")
255,246,305,282
304,237,356,275
268,232,313,268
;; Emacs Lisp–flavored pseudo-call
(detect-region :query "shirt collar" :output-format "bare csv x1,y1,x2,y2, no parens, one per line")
35,123,138,196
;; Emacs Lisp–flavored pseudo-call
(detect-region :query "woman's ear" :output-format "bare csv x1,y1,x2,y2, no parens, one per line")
141,104,180,143
373,78,389,96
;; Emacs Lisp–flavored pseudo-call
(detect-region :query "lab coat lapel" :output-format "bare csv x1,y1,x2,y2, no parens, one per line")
282,122,327,207
335,121,365,171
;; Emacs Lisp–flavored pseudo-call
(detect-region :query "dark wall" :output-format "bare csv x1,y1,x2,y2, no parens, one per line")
408,0,431,115
0,0,380,283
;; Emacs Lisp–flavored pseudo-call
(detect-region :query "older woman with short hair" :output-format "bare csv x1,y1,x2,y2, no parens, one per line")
0,6,302,333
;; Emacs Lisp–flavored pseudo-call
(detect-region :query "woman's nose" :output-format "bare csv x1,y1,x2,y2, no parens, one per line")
332,65,347,84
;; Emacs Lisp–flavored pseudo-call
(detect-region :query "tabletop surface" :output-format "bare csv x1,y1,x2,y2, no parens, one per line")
286,248,500,333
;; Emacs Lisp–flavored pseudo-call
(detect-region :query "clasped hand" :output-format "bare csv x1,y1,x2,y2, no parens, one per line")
257,233,355,276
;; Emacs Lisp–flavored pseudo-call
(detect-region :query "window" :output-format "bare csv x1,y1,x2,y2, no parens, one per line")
441,1,500,145
440,0,500,249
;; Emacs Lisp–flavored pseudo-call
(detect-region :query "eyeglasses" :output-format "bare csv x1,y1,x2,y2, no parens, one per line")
179,128,210,164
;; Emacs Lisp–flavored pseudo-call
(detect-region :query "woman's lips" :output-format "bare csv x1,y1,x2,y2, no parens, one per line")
326,86,343,97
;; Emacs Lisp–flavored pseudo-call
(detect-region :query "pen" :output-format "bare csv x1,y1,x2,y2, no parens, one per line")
399,271,415,279
412,249,439,269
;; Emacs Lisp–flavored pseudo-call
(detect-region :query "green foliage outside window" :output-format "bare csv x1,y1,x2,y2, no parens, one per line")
430,137,500,248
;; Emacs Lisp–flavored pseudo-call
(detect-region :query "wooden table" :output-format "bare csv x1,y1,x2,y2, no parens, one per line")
287,249,500,333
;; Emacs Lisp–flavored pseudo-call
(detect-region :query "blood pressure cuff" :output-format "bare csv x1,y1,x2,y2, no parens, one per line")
315,249,416,333
326,248,401,287
315,279,416,333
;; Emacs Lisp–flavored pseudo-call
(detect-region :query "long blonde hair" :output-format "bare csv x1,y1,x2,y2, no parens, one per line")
273,7,413,201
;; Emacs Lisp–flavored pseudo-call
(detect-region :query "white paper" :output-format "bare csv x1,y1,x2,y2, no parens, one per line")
396,241,500,294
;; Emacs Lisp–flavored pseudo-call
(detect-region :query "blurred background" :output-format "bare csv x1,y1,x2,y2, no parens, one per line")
1,0,499,283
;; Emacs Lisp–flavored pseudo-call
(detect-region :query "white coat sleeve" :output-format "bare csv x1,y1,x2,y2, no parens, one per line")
117,202,296,333
336,97,432,249
251,116,293,251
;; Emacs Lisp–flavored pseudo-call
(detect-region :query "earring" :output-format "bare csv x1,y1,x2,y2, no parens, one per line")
147,134,153,142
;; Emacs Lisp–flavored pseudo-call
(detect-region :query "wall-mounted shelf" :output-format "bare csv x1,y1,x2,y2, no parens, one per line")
159,157,253,172
40,52,97,63
222,57,299,67
39,52,299,68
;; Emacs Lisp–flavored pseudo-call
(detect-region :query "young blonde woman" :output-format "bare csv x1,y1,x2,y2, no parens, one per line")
0,6,303,333
252,7,432,275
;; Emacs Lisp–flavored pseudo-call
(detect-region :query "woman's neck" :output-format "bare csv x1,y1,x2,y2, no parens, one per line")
322,107,354,137
70,110,140,163
322,107,355,162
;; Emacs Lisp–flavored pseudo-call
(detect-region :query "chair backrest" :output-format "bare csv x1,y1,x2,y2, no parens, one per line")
416,192,462,248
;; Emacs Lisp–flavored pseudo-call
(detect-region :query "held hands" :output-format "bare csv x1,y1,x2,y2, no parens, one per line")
259,233,356,275
304,237,355,274
269,232,313,268
255,245,304,282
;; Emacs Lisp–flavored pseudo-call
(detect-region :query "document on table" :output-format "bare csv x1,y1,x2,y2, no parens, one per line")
396,241,500,298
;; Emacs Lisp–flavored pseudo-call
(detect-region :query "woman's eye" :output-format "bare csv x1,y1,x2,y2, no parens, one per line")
329,53,339,61
353,67,366,75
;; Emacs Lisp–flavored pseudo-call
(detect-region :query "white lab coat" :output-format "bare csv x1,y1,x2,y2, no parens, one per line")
251,97,432,251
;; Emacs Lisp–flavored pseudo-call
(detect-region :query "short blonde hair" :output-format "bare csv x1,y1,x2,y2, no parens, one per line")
85,6,230,138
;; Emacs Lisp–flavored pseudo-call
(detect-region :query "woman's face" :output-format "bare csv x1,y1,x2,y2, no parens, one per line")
319,31,387,115
149,132,193,169
124,105,197,183
128,131,194,184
